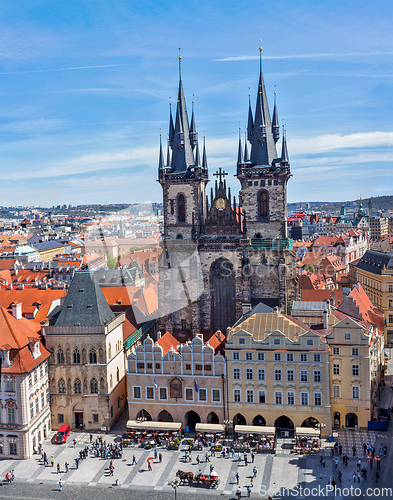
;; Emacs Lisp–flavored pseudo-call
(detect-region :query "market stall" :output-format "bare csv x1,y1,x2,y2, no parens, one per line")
234,425,275,453
124,421,182,448
293,427,320,454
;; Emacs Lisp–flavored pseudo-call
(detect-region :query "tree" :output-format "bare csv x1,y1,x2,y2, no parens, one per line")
107,258,117,270
129,246,141,253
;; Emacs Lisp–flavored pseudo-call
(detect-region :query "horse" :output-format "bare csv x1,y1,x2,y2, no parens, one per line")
176,470,194,484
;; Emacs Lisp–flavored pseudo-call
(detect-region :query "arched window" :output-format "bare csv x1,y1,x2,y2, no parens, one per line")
116,367,120,382
110,374,113,389
99,348,104,363
258,190,268,218
177,194,186,222
58,378,66,394
74,378,81,394
89,349,97,364
57,349,64,364
90,378,98,394
100,378,105,393
73,349,80,364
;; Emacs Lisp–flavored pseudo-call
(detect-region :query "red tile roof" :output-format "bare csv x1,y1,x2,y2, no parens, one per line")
155,332,179,355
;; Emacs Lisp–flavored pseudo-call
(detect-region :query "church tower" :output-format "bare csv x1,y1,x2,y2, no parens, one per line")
237,45,290,240
158,54,208,241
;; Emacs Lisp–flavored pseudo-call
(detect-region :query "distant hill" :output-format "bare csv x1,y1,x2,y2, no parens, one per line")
353,196,393,211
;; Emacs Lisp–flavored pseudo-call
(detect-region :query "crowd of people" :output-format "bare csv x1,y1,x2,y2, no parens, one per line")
293,435,320,454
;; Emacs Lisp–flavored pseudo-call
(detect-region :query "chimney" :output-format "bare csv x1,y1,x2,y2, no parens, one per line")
217,330,222,341
156,331,161,340
242,302,252,315
12,302,22,320
323,309,328,330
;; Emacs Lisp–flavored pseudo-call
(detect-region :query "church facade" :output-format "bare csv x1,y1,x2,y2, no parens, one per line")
158,52,297,337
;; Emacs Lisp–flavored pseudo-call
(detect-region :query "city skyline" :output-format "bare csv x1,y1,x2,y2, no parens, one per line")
0,0,392,206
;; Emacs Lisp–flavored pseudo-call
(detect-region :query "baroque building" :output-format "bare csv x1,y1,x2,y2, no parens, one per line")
158,50,297,336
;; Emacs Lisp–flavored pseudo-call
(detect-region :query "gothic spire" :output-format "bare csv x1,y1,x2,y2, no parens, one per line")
166,137,171,166
281,126,289,164
158,135,164,170
201,136,208,171
249,45,278,166
194,135,200,167
237,127,244,164
189,100,197,149
247,94,253,142
244,130,249,160
170,53,195,172
168,103,174,147
272,91,280,143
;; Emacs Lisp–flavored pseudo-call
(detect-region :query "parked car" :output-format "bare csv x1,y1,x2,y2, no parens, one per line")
54,425,71,444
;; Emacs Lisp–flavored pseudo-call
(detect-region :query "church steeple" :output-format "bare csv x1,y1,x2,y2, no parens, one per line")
201,136,208,171
189,100,197,149
247,94,253,142
281,126,289,164
244,130,249,160
168,103,174,147
237,127,244,165
170,54,195,172
272,91,280,143
249,45,278,166
194,135,201,167
158,134,164,170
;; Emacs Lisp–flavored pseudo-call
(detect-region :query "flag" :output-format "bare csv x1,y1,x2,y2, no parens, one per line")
194,379,199,393
154,378,158,392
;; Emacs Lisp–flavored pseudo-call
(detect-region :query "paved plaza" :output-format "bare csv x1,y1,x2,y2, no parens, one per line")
2,363,393,499
0,424,391,499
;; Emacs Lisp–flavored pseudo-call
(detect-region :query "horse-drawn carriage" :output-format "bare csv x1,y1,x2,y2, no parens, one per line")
176,470,220,489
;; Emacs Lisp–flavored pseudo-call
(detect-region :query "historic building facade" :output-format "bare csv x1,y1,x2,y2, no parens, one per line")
0,304,51,459
127,333,226,429
158,51,297,336
43,271,126,431
225,309,332,437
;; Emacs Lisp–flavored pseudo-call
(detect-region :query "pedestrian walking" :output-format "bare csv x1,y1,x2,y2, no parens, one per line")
148,461,152,471
59,479,63,491
331,448,334,458
383,445,387,456
10,470,15,483
159,453,162,463
338,470,342,482
154,449,157,459
65,462,69,473
331,479,336,490
376,458,381,470
196,455,200,464
132,455,137,465
339,444,342,456
57,463,60,474
369,458,373,470
352,446,356,456
357,471,361,483
250,477,253,487
244,454,248,465
236,486,241,500
51,455,54,467
205,451,210,462
90,434,93,443
322,458,325,467
236,472,240,485
253,466,257,478
334,458,338,469
247,485,251,497
73,439,76,448
363,443,367,454
251,452,255,463
320,456,323,466
357,459,361,469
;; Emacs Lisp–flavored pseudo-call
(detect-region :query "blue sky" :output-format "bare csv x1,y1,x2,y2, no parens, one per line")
0,0,392,207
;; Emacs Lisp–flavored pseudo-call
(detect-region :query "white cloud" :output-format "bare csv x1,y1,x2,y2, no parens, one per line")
214,51,393,62
0,118,67,134
289,131,393,156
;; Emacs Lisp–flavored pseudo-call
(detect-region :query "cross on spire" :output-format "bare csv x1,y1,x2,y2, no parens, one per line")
213,167,228,183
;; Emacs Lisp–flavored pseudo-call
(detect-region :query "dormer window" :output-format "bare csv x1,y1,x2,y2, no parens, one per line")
238,338,245,345
273,338,280,345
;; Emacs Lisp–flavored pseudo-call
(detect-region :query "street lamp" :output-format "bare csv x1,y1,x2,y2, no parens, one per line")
168,478,181,500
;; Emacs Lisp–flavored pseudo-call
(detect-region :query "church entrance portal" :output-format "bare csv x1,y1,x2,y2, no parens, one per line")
210,258,235,333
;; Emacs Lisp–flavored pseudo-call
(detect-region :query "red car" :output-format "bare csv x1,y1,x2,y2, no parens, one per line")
54,425,71,444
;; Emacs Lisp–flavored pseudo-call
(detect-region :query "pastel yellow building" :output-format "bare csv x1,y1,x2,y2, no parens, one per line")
226,311,332,438
326,315,384,429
